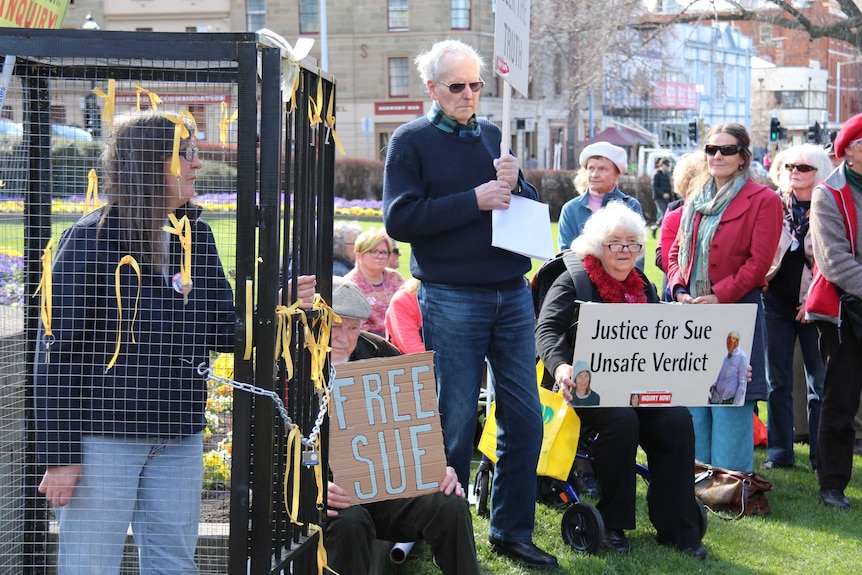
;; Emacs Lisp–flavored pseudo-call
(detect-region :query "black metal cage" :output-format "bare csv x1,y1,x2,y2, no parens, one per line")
0,28,334,575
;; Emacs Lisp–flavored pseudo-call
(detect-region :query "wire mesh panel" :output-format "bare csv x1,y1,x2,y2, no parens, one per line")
0,29,335,575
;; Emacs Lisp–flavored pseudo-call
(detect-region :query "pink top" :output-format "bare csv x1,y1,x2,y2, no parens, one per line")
385,288,424,354
659,206,684,272
344,267,405,336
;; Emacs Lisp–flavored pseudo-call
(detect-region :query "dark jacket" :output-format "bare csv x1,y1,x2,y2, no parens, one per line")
350,331,402,361
34,203,235,466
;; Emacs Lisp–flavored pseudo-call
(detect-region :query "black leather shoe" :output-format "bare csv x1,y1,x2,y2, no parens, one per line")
656,534,707,560
602,528,630,553
488,537,558,570
818,488,851,509
760,459,794,470
680,545,708,560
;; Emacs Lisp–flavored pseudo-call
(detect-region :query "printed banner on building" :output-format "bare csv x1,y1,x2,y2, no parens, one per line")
571,303,757,407
329,352,447,504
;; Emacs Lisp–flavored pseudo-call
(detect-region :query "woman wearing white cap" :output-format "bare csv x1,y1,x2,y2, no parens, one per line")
557,141,643,251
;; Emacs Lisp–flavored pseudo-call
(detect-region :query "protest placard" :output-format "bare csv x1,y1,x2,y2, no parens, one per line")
570,303,757,407
329,352,447,504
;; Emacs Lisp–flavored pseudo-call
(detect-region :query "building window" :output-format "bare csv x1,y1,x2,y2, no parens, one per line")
388,0,408,31
389,57,410,97
451,0,470,30
248,0,266,31
299,0,319,33
760,26,772,44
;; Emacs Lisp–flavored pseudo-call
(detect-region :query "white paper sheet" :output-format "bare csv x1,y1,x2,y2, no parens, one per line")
491,194,555,261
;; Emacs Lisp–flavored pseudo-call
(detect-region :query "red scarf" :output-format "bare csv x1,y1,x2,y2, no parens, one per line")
582,255,647,304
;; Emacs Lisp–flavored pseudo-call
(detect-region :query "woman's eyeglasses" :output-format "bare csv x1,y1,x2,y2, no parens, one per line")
438,80,485,94
605,243,644,254
182,146,199,162
367,250,391,258
704,144,744,157
784,163,816,173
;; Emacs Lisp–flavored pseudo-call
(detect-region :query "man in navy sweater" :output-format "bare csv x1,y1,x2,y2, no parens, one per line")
383,39,557,570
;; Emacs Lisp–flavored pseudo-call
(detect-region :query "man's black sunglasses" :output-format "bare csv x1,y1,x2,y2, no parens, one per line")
704,144,744,157
438,80,485,94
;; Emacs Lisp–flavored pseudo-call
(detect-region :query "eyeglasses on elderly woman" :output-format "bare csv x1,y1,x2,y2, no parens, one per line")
605,243,644,254
784,163,816,173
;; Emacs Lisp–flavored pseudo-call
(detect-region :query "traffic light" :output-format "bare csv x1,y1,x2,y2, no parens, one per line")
688,121,698,142
807,121,822,144
769,117,780,142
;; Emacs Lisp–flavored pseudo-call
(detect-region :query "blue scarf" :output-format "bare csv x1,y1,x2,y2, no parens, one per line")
426,102,481,138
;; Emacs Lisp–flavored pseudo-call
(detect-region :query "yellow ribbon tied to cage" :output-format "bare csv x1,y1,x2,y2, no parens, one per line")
92,78,116,132
105,255,142,373
255,28,314,112
162,213,193,303
164,111,197,179
134,83,162,112
34,239,54,338
219,101,238,147
324,83,345,156
85,168,98,204
274,300,304,381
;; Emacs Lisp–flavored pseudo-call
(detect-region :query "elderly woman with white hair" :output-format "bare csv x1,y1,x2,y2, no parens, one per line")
557,141,643,251
536,202,706,559
761,144,833,473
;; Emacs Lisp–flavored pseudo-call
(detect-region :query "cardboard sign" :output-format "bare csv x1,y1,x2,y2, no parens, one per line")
0,0,69,29
493,0,531,97
571,303,757,407
329,352,446,504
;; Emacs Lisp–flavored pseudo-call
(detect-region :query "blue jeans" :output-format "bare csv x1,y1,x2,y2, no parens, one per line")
54,434,204,575
419,281,543,542
763,291,824,467
689,402,756,472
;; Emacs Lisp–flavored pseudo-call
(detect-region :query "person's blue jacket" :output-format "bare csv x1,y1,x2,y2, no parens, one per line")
557,187,642,251
34,203,235,466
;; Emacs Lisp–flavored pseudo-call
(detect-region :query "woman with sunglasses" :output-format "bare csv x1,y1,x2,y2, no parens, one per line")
344,227,404,337
761,145,833,473
805,113,862,509
667,123,783,473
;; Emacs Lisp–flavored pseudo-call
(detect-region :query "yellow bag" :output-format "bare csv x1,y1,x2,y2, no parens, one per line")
478,362,581,481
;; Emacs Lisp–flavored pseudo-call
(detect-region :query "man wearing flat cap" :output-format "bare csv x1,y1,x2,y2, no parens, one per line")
324,276,480,574
558,141,643,252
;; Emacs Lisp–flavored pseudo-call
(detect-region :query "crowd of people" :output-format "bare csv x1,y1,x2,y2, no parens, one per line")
33,38,862,575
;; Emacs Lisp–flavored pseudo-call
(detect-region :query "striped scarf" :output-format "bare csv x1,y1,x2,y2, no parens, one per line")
426,102,481,138
677,174,747,297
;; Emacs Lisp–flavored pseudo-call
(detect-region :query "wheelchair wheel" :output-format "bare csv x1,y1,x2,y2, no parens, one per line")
560,502,605,554
696,497,708,538
473,460,492,517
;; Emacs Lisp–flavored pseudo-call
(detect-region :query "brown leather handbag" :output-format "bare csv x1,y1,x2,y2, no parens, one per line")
694,463,774,519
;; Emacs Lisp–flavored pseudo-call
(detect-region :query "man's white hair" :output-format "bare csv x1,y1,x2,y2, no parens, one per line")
414,39,485,84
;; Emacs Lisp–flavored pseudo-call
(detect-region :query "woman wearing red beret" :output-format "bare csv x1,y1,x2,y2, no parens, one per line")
805,112,862,509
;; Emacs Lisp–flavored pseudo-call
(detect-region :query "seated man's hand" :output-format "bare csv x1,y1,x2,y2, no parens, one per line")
326,480,352,517
554,363,575,403
439,466,465,499
287,274,317,309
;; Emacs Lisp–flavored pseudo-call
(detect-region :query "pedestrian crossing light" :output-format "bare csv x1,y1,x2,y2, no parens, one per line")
770,117,780,142
688,121,698,142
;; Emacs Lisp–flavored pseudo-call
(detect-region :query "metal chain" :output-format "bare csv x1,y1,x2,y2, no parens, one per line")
197,362,327,449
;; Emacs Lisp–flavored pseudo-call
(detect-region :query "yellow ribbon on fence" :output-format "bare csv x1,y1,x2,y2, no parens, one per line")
105,255,142,373
306,294,338,389
284,425,303,527
274,300,304,380
134,83,162,112
163,111,197,179
92,79,116,132
162,213,192,303
324,83,345,156
34,239,54,337
219,101,238,147
308,74,324,128
243,279,254,360
85,169,98,204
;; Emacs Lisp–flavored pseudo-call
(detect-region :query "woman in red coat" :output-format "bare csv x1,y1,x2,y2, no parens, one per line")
667,123,783,472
